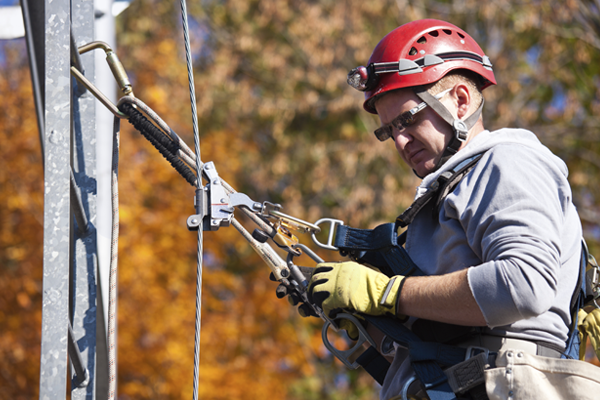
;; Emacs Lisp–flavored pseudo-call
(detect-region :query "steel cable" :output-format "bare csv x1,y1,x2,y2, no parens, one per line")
178,1,204,399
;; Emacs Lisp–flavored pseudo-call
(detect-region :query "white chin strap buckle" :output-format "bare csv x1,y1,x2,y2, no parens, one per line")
453,119,469,141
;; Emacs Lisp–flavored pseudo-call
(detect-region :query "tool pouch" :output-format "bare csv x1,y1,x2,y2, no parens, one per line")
485,349,600,400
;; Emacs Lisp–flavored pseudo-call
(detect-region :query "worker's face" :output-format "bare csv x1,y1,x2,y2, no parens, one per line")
374,89,452,177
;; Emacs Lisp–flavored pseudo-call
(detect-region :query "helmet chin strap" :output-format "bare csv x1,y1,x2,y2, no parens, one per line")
412,86,484,176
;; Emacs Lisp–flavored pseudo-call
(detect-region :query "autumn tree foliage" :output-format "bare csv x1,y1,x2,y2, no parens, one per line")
0,39,44,399
2,0,600,399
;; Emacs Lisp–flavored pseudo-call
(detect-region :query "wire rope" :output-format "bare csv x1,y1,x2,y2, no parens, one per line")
178,1,204,399
107,117,120,400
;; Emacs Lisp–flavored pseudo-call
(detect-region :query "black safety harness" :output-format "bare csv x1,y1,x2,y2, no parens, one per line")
336,154,487,400
332,154,586,400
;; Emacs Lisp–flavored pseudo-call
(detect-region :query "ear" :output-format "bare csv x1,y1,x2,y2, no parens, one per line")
454,83,471,120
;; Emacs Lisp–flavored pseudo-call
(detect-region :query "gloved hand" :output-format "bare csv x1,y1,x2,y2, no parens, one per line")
578,307,600,360
269,271,317,318
308,261,406,319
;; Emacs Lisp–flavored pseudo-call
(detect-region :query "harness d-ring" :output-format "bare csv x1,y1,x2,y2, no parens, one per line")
311,218,344,251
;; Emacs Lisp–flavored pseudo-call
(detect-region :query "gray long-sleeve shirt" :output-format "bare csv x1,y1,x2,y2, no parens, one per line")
380,128,582,399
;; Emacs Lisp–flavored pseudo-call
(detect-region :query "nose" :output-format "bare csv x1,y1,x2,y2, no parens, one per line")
392,129,413,151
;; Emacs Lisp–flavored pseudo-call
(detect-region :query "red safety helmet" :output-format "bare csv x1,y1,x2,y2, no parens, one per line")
347,19,496,114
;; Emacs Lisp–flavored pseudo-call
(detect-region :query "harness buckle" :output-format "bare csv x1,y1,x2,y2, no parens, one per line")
465,346,489,361
321,313,377,369
445,349,490,395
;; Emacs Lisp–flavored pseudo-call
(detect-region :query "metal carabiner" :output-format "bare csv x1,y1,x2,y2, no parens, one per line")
400,376,418,400
77,41,133,96
70,41,134,119
268,209,321,235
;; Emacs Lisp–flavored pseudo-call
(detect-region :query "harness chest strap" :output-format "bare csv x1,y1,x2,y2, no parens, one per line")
333,154,484,279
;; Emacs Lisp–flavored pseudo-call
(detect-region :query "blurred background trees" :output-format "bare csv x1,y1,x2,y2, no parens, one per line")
1,0,600,398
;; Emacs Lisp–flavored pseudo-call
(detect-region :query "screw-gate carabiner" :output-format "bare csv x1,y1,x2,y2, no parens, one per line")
77,41,133,96
70,41,134,119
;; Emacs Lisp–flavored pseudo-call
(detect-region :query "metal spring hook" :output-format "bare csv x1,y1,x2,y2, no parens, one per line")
70,41,134,119
78,41,133,96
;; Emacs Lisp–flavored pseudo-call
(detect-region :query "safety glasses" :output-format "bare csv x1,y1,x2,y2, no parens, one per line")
374,88,452,141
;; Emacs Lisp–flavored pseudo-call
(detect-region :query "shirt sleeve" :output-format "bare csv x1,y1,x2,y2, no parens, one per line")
447,143,572,328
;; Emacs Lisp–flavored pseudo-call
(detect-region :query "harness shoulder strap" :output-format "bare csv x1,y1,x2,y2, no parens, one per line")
397,153,484,228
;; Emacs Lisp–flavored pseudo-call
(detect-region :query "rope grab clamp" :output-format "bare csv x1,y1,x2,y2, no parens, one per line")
186,162,322,255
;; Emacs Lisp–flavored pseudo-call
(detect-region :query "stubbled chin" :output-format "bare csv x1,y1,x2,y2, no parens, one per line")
413,159,436,178
401,150,436,177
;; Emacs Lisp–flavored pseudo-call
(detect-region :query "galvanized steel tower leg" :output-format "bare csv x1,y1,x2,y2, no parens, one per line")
39,0,71,398
71,0,98,398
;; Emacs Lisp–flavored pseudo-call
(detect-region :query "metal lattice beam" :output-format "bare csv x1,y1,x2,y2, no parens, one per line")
39,0,71,397
35,0,104,398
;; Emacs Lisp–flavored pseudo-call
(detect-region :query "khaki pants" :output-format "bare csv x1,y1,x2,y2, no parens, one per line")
485,349,600,399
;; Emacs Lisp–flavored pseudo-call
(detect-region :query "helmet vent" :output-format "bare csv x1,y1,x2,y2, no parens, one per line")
457,32,465,39
443,29,452,35
417,36,427,44
409,47,418,56
428,30,439,37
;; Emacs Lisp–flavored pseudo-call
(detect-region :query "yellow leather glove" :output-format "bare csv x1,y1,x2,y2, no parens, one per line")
337,316,365,341
578,307,600,361
308,261,405,319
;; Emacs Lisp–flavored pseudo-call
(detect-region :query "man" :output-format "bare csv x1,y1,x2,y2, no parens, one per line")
305,19,584,399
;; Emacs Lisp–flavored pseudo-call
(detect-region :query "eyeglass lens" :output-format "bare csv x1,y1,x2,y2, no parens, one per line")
374,111,415,142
